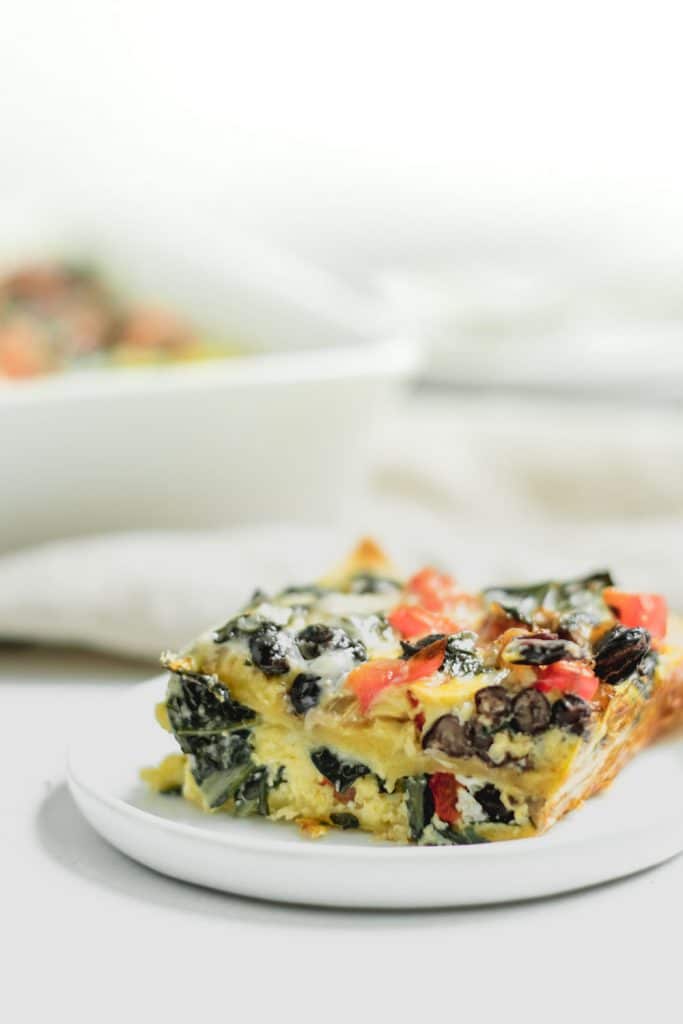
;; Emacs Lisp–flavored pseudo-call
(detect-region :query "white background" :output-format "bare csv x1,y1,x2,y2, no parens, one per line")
3,1,683,272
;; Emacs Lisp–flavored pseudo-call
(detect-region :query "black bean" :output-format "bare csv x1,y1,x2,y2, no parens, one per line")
465,718,493,755
474,685,511,725
594,626,651,685
551,693,591,734
330,812,360,829
504,634,584,666
512,687,551,734
248,622,290,676
474,783,514,824
296,623,366,662
422,715,472,758
288,673,322,714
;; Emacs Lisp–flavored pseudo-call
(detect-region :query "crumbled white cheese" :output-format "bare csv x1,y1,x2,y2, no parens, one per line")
304,646,361,694
344,613,398,656
251,602,292,626
457,786,488,824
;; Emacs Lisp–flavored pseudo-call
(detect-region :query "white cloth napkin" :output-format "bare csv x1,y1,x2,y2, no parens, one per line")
1,513,682,662
3,393,682,662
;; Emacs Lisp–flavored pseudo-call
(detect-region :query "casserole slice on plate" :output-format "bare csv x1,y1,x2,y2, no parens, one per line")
143,540,683,845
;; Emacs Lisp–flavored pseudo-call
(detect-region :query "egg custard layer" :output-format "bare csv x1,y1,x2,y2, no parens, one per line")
142,540,683,845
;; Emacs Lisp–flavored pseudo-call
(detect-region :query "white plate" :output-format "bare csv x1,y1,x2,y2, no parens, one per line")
67,675,683,909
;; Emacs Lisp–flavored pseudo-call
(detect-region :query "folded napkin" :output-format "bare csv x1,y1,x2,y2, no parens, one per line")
1,515,682,662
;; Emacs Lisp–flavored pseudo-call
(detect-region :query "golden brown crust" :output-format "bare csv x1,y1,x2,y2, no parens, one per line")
319,537,396,587
536,648,683,832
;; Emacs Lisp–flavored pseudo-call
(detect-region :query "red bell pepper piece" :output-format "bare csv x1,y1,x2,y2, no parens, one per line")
407,567,457,612
604,588,668,641
536,660,599,701
429,773,460,824
388,604,459,640
346,638,448,712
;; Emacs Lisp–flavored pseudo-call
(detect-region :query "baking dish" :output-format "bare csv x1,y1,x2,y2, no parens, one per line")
0,233,417,551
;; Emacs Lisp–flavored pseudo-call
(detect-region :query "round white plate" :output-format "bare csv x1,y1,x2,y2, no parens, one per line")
67,675,683,908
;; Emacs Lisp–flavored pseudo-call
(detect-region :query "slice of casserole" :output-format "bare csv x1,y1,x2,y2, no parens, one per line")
142,539,683,845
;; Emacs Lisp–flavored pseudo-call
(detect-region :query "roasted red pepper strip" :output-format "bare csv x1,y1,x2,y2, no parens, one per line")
347,638,448,712
429,773,460,824
388,604,459,640
604,588,668,641
536,660,599,701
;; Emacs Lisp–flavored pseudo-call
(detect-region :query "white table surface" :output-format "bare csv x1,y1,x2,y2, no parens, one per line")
4,644,681,1022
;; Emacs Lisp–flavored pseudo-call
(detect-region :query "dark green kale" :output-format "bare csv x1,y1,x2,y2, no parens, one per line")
423,824,489,846
348,573,402,595
213,619,242,644
484,571,614,628
405,775,435,841
166,671,256,735
400,631,482,676
310,747,370,793
473,783,514,823
234,766,269,817
400,633,446,659
330,812,360,829
442,632,483,676
279,584,328,597
185,729,254,809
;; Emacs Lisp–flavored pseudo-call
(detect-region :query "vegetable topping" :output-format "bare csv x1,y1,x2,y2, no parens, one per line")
603,589,667,641
428,772,460,824
535,661,599,701
345,637,448,712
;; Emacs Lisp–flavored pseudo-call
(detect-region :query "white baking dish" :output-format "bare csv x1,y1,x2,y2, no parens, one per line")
0,233,417,552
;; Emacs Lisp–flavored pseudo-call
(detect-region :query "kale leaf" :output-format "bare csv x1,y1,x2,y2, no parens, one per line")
234,766,269,817
184,729,254,809
484,571,614,627
166,671,256,735
310,747,370,793
405,775,435,841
